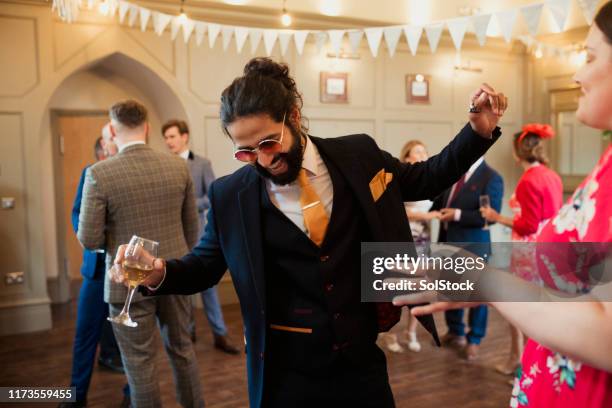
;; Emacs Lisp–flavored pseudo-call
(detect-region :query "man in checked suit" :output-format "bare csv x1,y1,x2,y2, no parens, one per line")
112,58,508,408
161,119,240,354
78,100,203,407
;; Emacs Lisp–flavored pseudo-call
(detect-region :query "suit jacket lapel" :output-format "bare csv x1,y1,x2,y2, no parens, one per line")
311,136,385,240
238,169,266,308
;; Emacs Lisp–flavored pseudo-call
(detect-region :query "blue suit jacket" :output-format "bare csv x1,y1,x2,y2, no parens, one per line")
72,167,106,280
148,124,501,407
432,161,504,256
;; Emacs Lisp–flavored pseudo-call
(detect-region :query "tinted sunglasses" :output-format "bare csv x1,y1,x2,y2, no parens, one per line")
233,113,286,163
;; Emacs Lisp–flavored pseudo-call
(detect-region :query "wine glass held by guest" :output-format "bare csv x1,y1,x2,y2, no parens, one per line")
396,3,612,407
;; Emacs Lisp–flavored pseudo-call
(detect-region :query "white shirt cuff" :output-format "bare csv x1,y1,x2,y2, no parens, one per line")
146,266,166,292
454,209,462,221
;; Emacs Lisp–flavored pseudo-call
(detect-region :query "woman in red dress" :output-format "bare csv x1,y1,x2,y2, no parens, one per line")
400,2,612,407
481,124,563,376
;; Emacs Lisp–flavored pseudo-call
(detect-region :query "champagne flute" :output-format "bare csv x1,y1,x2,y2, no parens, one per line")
108,235,158,327
479,195,491,231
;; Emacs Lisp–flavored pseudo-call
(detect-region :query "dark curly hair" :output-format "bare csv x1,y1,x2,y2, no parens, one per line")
595,1,612,45
220,57,307,138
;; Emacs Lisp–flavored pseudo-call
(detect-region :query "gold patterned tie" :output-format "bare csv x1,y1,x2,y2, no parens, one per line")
297,168,329,246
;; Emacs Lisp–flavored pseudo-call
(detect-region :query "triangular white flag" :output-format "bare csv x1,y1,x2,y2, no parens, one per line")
222,26,233,51
315,32,327,54
118,1,130,23
364,27,383,57
383,27,402,57
235,27,249,53
424,23,444,53
170,17,181,40
348,31,363,54
521,4,544,36
195,22,206,46
208,23,221,48
278,32,292,56
249,29,263,54
403,25,422,56
293,31,309,55
263,30,278,56
182,19,195,43
327,30,345,56
471,14,491,46
496,9,518,43
547,0,571,31
577,0,599,25
152,12,171,36
128,5,139,27
139,7,151,32
446,17,468,50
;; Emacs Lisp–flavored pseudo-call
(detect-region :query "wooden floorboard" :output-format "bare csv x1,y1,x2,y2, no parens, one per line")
0,286,514,407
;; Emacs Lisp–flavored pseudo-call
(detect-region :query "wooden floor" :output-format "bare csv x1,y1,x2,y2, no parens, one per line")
0,287,514,407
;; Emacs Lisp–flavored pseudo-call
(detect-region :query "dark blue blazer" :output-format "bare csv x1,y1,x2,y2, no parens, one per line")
149,124,501,407
432,161,503,256
72,167,106,280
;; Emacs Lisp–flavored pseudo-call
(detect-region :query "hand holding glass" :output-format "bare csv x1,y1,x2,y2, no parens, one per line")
479,195,491,230
108,235,158,327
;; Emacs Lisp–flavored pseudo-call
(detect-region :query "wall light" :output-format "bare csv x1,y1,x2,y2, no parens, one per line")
281,0,292,27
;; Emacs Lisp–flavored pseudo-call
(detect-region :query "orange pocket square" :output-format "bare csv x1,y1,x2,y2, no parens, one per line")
369,169,393,202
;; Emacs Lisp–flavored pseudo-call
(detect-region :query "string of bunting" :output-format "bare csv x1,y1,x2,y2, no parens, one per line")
51,0,598,58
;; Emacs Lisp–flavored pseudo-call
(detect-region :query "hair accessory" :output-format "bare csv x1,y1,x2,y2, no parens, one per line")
517,123,555,144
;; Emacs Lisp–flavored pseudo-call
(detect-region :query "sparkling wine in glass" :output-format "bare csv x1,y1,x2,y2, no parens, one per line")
479,195,491,231
108,235,158,327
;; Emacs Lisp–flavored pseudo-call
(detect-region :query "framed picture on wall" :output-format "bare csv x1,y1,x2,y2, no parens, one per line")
405,74,430,104
320,72,348,103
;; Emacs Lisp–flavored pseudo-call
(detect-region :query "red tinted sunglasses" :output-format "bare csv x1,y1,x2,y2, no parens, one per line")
233,113,286,163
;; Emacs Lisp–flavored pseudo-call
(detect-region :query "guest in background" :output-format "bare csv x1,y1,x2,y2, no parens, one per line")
431,156,503,360
481,124,563,376
379,140,440,353
162,119,240,355
61,128,129,408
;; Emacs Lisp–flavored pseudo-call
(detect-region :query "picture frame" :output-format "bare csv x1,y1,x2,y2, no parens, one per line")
405,74,430,104
320,72,348,103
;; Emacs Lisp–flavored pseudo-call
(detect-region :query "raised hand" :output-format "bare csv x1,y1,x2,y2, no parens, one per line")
468,83,508,138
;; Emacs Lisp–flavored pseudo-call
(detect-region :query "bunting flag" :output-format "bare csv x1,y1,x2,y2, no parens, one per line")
383,26,402,57
293,30,309,55
446,17,468,51
315,31,327,54
424,23,444,53
208,23,221,48
222,26,233,51
364,27,383,57
235,27,249,53
328,30,345,56
403,25,422,56
195,22,206,46
182,18,195,43
263,29,278,56
249,29,263,54
497,9,519,43
127,4,138,27
278,32,293,56
170,16,181,40
521,4,544,36
577,0,599,24
471,14,491,47
152,12,171,36
348,30,363,54
118,1,129,24
547,0,571,31
139,7,150,32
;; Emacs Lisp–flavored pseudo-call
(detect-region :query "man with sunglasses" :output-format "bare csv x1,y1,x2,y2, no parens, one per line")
111,58,508,408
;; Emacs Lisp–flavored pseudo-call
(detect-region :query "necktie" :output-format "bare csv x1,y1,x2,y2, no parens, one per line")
297,169,329,246
446,174,467,207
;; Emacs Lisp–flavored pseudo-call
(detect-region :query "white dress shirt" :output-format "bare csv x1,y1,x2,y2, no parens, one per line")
448,156,484,221
179,149,190,160
118,140,146,153
265,136,334,234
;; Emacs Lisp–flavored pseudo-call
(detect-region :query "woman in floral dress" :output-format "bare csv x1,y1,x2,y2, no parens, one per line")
399,2,612,406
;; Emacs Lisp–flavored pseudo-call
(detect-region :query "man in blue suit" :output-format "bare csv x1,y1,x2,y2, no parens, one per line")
61,126,128,408
112,59,508,407
431,156,504,360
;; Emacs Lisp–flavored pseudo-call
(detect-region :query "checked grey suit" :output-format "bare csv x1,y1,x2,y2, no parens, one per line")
78,143,203,408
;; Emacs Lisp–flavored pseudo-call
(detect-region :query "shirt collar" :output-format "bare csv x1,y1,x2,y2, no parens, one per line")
118,141,146,153
466,156,484,178
301,136,319,176
179,149,190,161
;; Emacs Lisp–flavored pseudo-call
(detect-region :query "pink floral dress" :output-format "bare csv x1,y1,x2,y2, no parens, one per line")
511,145,612,408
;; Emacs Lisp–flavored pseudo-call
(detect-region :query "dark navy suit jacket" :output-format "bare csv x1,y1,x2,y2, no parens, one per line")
148,124,501,407
72,167,106,280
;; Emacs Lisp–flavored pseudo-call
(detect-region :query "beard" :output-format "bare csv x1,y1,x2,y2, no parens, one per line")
254,131,304,185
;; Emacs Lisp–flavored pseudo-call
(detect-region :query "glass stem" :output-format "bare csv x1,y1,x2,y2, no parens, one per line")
120,285,137,316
